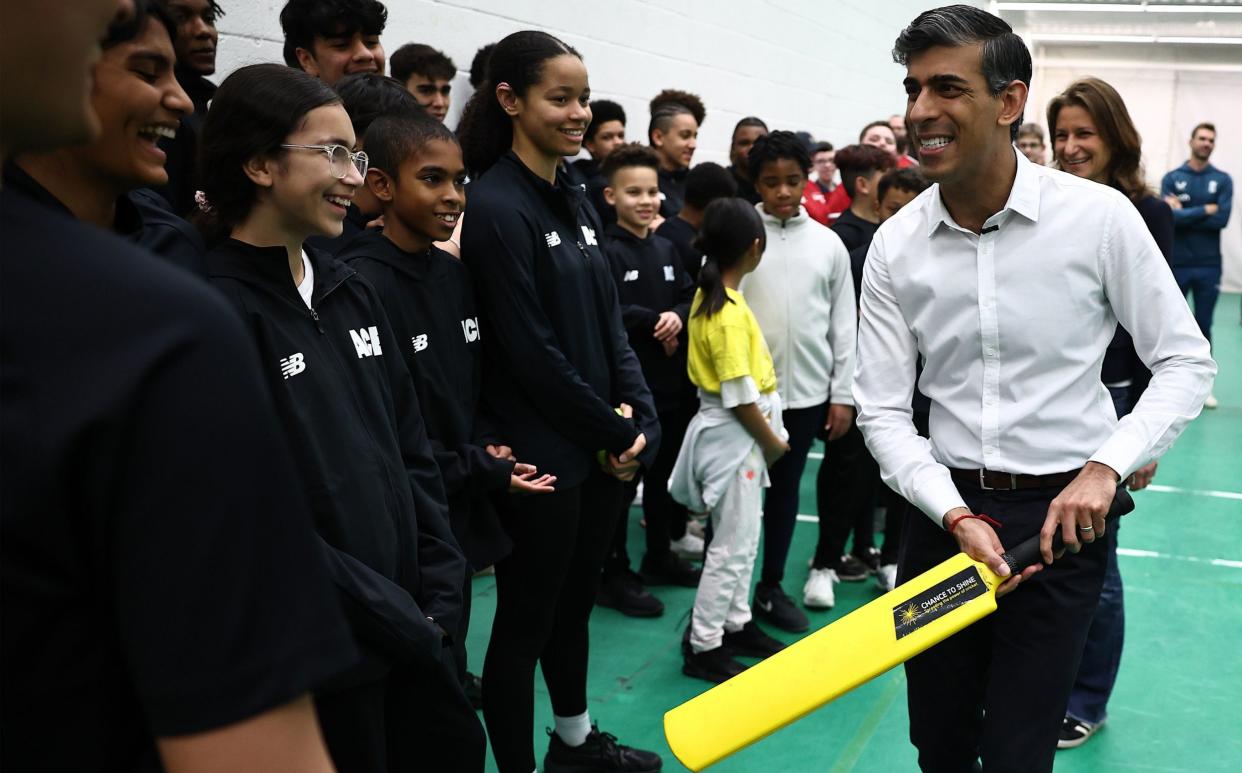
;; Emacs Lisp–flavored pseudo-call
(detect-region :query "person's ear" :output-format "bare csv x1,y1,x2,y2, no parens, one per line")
997,80,1028,139
854,174,870,198
294,47,320,79
496,82,520,117
242,153,276,189
651,129,665,150
366,168,394,203
603,185,617,206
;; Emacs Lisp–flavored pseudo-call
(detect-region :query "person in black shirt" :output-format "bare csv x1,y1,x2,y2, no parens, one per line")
575,98,626,225
727,116,768,204
598,144,701,611
2,2,354,770
341,111,558,705
11,4,206,275
197,63,481,773
649,89,704,218
457,30,662,773
655,161,737,282
830,143,894,253
280,0,388,86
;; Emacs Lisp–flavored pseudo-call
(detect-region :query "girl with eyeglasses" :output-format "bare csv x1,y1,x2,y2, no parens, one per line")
197,63,485,773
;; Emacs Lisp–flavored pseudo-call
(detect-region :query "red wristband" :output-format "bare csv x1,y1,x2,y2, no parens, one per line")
947,512,1002,533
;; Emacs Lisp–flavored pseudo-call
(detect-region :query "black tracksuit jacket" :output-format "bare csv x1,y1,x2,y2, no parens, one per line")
206,239,466,682
602,223,696,413
658,166,688,218
461,152,660,490
341,232,514,570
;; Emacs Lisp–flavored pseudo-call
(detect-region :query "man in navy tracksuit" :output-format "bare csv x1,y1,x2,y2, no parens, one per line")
1161,123,1232,410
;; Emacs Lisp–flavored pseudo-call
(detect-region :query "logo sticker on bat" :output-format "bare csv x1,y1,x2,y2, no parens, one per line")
893,566,987,639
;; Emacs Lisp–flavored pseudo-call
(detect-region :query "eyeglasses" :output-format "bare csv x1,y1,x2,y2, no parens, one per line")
279,143,369,180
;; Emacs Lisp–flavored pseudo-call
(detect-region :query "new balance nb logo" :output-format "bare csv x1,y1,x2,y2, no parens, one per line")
623,270,639,282
664,265,676,281
412,334,429,352
461,317,480,343
280,352,306,379
580,226,598,246
545,231,562,247
349,326,383,358
1175,180,1187,190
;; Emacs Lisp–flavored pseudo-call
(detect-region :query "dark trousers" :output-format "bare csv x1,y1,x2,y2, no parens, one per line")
317,653,486,773
813,423,879,568
899,482,1121,773
605,403,694,573
482,469,623,773
876,411,929,566
759,402,826,586
1172,265,1221,346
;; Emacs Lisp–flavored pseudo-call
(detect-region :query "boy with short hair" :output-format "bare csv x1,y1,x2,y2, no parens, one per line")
390,43,455,122
655,161,737,281
576,99,627,225
802,141,836,225
280,0,388,85
831,143,895,253
596,144,702,613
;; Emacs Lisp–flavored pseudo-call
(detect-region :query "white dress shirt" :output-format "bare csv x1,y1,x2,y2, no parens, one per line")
853,149,1216,524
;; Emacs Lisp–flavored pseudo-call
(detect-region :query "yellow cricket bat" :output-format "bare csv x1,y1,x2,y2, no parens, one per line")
663,531,1060,771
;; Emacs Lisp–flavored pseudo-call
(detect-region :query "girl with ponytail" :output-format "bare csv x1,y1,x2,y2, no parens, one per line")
456,30,664,773
670,197,792,683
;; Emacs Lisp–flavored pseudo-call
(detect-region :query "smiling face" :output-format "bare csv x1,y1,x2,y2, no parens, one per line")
755,157,807,222
730,125,767,171
903,43,1023,187
383,137,465,244
585,119,625,162
604,165,660,234
862,124,898,161
405,74,451,122
71,15,192,190
653,113,698,171
298,29,385,85
259,104,363,239
166,0,218,75
1053,104,1111,184
508,53,592,163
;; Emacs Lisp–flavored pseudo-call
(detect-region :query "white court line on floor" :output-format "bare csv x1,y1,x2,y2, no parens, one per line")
792,514,1242,569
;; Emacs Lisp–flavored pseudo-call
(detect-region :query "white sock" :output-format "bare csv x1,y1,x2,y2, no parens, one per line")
553,710,592,747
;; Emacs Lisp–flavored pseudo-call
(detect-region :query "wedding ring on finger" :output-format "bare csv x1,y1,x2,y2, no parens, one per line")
1078,524,1095,532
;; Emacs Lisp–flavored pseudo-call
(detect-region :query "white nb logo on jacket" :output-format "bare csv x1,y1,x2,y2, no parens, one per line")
350,326,383,358
623,270,639,282
280,352,306,379
545,231,562,247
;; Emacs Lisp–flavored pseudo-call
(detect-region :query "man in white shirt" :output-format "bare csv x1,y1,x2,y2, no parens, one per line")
853,6,1216,772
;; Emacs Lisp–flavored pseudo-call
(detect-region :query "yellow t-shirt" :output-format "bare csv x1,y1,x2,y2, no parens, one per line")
687,287,778,395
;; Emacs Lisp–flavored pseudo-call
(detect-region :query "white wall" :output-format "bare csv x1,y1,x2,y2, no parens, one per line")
213,0,972,163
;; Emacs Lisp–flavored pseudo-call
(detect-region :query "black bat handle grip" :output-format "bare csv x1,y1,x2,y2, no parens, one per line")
1002,531,1065,575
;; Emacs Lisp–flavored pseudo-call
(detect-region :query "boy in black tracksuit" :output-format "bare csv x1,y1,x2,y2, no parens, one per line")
596,144,701,608
206,238,484,772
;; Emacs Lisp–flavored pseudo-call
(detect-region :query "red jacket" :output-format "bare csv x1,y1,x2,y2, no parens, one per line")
802,180,850,225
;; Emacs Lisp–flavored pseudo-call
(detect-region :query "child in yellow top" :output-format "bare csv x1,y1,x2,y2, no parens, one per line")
669,198,791,684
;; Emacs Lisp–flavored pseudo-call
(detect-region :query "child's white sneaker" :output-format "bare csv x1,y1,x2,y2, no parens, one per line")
670,533,705,559
803,568,837,609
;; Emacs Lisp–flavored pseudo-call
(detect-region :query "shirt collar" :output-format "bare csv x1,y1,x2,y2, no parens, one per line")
926,145,1041,237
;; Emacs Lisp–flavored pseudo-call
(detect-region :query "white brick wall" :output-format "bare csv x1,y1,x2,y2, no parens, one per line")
214,0,977,163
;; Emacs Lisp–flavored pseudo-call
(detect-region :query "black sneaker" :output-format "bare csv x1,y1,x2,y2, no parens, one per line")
683,646,748,684
722,620,786,658
463,671,482,711
1057,716,1102,749
639,551,701,588
853,546,881,573
834,554,871,582
544,725,663,772
753,583,810,633
596,570,664,618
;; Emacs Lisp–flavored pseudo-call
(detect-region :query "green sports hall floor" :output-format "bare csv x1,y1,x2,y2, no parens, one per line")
466,294,1242,772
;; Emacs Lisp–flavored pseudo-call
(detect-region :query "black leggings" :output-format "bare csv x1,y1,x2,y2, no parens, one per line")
813,423,879,568
482,469,623,773
759,402,826,586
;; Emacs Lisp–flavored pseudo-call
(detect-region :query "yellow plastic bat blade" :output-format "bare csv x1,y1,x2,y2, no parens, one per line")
664,552,1006,771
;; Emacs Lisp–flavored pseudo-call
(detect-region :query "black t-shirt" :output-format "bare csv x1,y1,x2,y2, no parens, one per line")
0,187,357,771
831,207,879,253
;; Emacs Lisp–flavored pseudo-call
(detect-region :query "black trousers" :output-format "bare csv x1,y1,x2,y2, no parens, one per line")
899,481,1123,773
316,651,486,773
482,469,623,773
813,423,879,568
758,402,826,586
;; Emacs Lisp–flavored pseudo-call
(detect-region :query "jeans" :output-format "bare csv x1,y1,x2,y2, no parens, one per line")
1172,265,1221,346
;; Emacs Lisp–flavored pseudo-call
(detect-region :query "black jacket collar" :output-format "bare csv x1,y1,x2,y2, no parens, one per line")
208,238,354,306
344,229,440,283
604,222,652,246
174,64,217,117
4,161,165,240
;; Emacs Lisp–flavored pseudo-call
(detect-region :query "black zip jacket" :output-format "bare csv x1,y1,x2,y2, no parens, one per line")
3,161,207,276
206,239,465,680
341,232,514,570
307,203,371,255
603,223,696,412
831,208,879,253
655,214,705,282
728,164,761,205
461,151,660,489
155,64,217,217
658,166,688,218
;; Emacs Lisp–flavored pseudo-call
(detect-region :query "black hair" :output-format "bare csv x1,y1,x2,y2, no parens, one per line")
834,143,895,198
683,162,738,210
811,141,834,155
747,130,812,182
333,73,426,138
469,42,496,90
364,112,458,180
693,198,765,319
390,43,456,84
152,0,226,29
585,100,626,142
600,143,659,183
893,5,1031,142
280,0,388,70
103,0,177,50
877,167,930,203
859,120,895,143
195,63,342,242
648,89,705,144
732,116,768,140
456,30,581,176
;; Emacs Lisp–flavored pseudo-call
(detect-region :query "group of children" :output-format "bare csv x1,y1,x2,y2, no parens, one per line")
3,2,932,772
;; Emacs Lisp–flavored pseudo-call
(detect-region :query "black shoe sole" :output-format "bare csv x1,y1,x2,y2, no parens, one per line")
682,660,745,684
753,607,810,633
721,640,785,659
